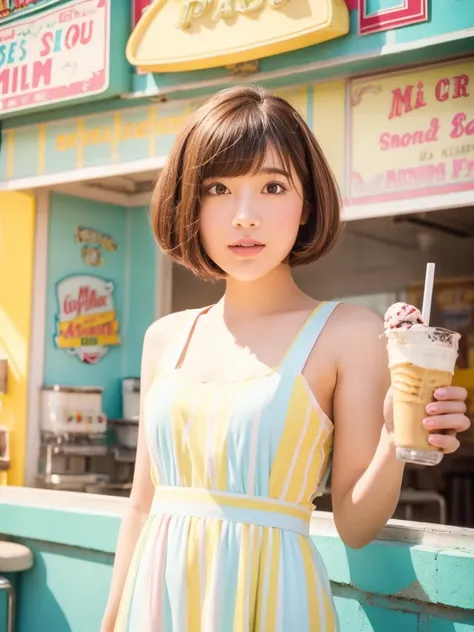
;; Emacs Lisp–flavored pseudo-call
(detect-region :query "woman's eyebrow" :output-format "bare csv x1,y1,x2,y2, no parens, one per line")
260,167,291,178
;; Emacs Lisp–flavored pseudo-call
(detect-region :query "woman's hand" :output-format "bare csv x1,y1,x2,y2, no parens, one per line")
384,386,471,454
423,386,470,453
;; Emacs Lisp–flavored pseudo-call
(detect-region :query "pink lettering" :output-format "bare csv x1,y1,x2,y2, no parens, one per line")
453,74,469,99
388,82,426,119
379,117,439,151
63,287,108,317
435,77,450,102
385,163,446,188
79,21,93,46
452,158,465,179
414,81,427,110
40,32,53,57
434,74,470,101
65,24,80,49
451,112,474,139
32,57,52,89
452,158,474,179
0,58,52,95
389,86,414,119
41,21,93,56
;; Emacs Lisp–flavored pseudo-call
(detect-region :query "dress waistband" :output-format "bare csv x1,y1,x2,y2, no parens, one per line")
150,486,311,536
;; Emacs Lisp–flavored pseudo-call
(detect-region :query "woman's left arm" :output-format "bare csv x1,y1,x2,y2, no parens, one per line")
329,306,470,550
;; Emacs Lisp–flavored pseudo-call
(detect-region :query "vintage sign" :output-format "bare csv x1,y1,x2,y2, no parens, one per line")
358,0,427,35
0,0,110,114
347,58,474,204
127,0,349,72
54,274,120,364
132,0,356,28
75,225,117,266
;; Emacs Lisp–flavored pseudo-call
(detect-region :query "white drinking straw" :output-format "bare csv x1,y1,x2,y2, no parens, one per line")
421,263,435,325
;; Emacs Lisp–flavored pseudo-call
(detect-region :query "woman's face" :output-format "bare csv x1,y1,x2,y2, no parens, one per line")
199,147,306,282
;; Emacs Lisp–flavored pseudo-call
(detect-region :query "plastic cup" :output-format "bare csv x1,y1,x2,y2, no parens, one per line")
387,326,460,466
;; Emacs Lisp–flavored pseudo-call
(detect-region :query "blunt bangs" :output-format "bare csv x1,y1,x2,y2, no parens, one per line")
197,106,297,186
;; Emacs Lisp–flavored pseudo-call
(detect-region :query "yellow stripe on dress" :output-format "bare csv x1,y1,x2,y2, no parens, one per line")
269,382,313,500
233,524,260,631
299,534,321,628
270,377,332,507
255,528,272,632
233,524,250,632
185,518,202,631
150,467,159,487
201,382,236,490
211,382,240,491
248,525,261,627
282,409,328,504
170,378,199,486
186,383,212,489
202,517,223,630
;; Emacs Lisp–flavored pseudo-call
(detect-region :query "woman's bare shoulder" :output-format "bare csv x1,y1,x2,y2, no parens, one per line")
140,310,195,377
145,310,192,341
328,303,387,368
331,302,384,332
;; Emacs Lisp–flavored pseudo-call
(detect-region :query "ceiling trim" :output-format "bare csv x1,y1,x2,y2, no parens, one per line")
50,183,152,208
342,190,474,222
0,157,165,193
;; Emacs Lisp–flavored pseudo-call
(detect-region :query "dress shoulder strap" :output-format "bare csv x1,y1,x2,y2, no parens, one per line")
280,301,340,375
157,307,205,372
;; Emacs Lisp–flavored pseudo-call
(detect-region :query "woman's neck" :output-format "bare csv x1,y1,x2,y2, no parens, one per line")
217,264,313,318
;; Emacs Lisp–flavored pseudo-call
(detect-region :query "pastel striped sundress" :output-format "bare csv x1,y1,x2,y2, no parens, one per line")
115,301,340,632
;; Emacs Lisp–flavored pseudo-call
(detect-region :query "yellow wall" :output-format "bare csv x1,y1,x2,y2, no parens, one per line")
313,80,346,191
0,192,36,486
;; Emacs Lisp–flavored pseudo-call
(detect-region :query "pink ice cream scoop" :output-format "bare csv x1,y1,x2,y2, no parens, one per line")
384,302,425,330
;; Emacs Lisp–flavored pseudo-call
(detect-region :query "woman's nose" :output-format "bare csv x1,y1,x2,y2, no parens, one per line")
232,197,261,228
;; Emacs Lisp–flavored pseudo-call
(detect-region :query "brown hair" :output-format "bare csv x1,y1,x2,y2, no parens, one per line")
151,85,341,281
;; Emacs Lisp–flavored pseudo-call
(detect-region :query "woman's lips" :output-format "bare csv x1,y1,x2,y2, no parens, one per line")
228,239,265,257
228,244,265,257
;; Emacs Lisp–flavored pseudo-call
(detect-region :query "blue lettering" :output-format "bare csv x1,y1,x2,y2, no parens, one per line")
7,41,17,65
0,40,28,67
18,39,27,62
53,28,63,53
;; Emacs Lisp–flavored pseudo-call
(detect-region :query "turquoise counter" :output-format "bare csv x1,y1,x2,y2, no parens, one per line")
1,488,473,632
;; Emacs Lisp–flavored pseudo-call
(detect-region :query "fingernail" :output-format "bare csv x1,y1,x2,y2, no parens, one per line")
423,419,435,428
426,404,437,414
435,388,447,398
428,435,438,445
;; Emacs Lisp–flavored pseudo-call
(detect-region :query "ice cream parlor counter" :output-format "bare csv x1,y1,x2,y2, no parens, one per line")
0,486,474,632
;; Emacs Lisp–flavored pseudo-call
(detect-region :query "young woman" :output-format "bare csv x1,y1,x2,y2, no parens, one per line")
102,86,469,632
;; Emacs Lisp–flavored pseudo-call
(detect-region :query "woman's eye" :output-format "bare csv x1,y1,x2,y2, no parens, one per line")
207,183,230,195
263,182,286,195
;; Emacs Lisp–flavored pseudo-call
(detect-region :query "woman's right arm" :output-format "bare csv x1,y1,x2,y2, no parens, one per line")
100,316,177,631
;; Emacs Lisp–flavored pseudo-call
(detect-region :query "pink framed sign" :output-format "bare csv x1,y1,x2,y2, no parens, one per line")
0,0,110,114
346,58,474,205
358,0,428,36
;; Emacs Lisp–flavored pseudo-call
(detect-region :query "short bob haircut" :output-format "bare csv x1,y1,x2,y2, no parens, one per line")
151,85,341,281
